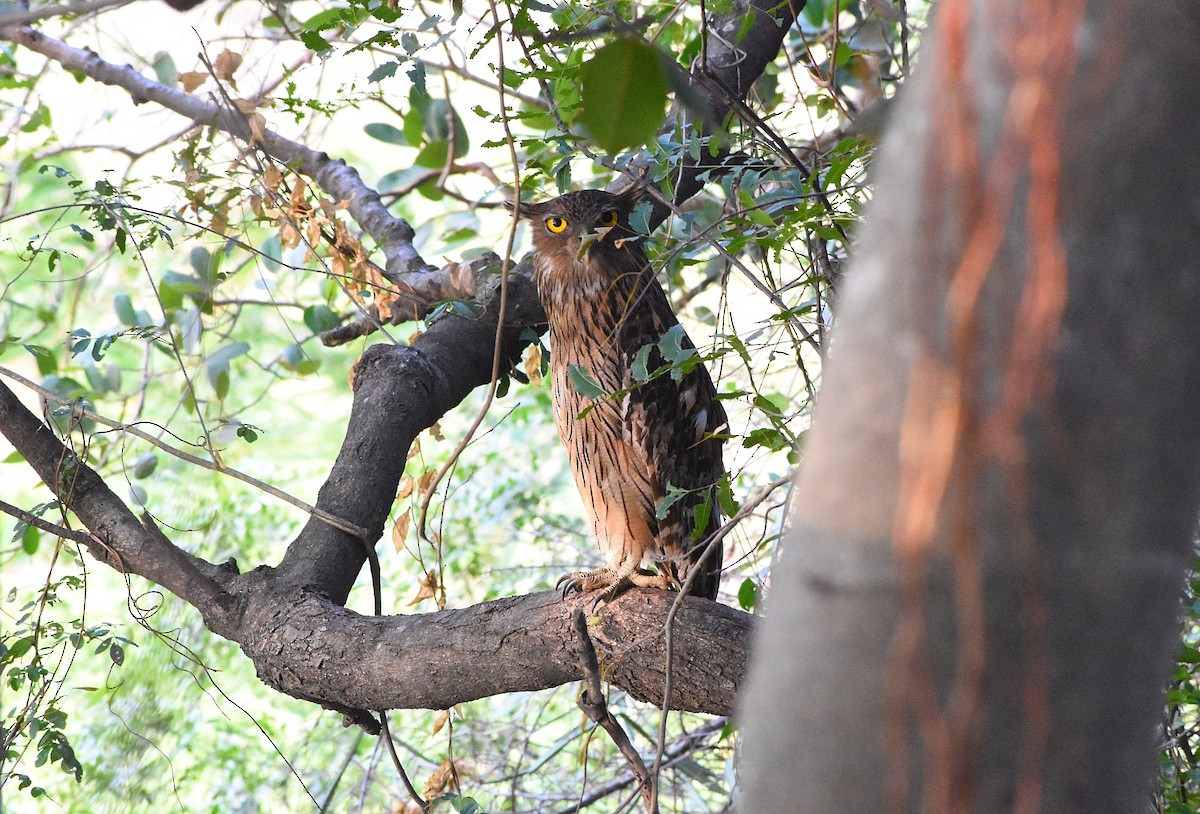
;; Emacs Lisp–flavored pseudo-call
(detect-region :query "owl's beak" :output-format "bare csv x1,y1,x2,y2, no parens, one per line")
576,226,615,262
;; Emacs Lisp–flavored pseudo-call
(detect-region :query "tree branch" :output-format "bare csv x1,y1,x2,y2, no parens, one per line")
0,25,479,325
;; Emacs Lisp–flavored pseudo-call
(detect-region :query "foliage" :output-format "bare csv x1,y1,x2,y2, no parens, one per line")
0,0,909,811
1160,548,1200,813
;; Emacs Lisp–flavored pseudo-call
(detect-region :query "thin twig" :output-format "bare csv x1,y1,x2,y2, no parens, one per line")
0,0,130,27
572,609,656,814
0,365,370,542
0,498,93,546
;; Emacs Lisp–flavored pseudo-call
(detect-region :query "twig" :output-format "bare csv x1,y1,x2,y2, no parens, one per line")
572,609,657,814
0,498,94,546
0,365,370,542
0,0,130,27
380,713,431,814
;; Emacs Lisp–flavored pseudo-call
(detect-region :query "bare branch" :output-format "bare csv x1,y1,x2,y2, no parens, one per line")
0,0,130,27
0,25,484,326
572,609,655,813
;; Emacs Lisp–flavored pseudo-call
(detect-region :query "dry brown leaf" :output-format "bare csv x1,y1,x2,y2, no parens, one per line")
332,252,349,279
304,217,321,250
213,49,242,85
429,422,445,442
263,165,283,193
407,569,438,606
417,467,438,497
408,330,423,345
422,758,459,799
390,513,410,551
431,709,449,736
524,344,543,387
210,204,228,235
446,259,477,297
232,97,257,115
396,475,415,500
279,221,300,249
247,112,266,146
407,438,422,460
177,71,208,92
290,177,308,208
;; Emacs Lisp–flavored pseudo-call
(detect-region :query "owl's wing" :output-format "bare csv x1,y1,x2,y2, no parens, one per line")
616,266,727,600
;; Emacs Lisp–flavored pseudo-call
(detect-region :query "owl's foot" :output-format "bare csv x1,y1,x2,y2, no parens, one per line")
556,567,672,603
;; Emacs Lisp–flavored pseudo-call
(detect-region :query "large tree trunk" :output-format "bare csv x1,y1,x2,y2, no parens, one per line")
740,1,1200,811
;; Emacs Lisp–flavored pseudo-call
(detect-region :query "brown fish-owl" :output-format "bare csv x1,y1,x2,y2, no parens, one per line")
513,189,726,600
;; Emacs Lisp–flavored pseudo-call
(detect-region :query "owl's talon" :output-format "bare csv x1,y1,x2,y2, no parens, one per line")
557,574,583,599
556,567,621,600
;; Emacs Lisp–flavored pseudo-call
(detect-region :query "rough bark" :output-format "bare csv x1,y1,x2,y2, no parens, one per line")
741,0,1200,811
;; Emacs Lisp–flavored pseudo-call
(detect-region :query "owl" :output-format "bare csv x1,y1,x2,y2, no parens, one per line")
513,189,726,601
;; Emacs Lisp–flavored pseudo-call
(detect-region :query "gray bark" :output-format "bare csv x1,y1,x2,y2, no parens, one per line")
741,1,1200,811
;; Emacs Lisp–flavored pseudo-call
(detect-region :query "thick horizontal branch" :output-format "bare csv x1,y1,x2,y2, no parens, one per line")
240,585,750,715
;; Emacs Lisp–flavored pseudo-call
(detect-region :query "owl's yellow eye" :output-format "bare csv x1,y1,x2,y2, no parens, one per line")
599,209,618,227
545,216,568,234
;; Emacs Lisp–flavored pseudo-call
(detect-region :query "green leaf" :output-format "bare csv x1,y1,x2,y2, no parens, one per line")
151,51,177,88
422,99,469,157
303,304,339,333
204,341,250,397
22,344,57,375
631,343,653,383
21,524,39,555
131,452,157,479
566,364,606,399
691,492,712,540
260,235,282,272
753,393,789,416
717,474,739,516
364,122,407,145
579,38,669,153
19,101,50,133
67,329,90,357
655,485,687,521
368,62,399,83
803,0,825,26
300,30,331,53
657,325,697,378
737,578,758,611
159,270,204,312
743,427,790,452
114,293,137,326
302,7,344,31
189,246,213,281
7,636,33,660
414,140,450,169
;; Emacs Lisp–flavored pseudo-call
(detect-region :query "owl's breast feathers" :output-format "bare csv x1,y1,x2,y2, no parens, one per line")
535,239,726,599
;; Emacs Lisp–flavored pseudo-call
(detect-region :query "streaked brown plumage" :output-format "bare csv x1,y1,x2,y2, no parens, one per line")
514,189,726,601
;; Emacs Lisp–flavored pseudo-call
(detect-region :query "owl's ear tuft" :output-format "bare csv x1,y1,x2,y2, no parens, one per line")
614,184,648,211
504,199,543,220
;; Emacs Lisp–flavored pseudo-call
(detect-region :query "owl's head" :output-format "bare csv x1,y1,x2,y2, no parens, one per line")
508,188,644,265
